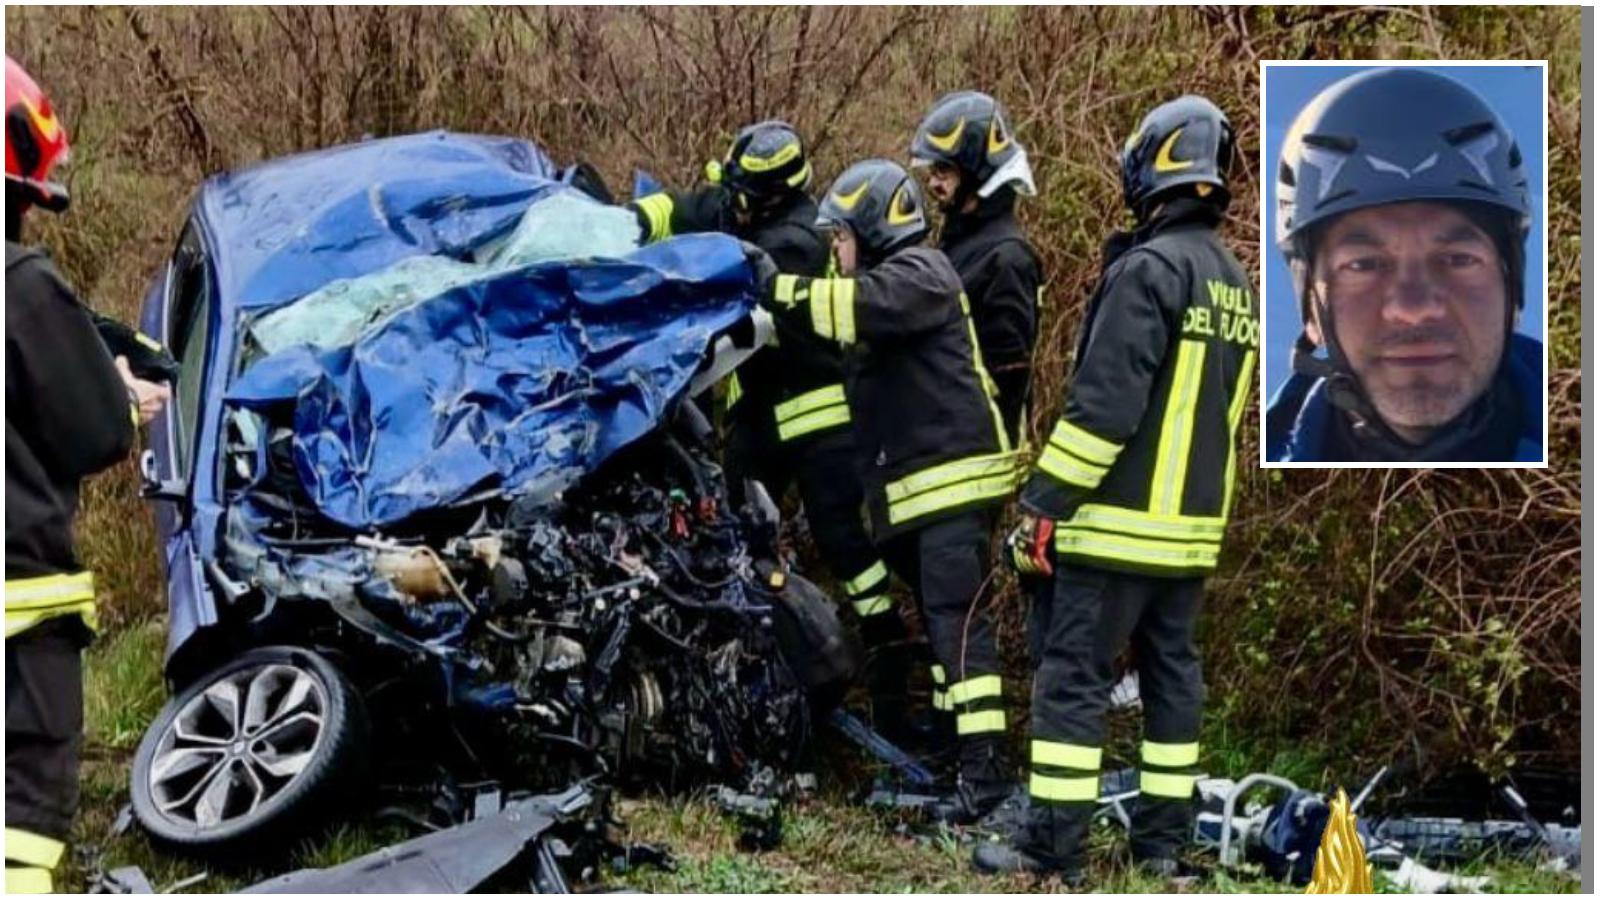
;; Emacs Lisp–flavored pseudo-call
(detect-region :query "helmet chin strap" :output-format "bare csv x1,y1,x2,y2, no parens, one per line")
1295,266,1422,454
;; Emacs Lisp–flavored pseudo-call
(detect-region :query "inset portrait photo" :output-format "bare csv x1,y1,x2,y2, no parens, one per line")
1260,62,1547,466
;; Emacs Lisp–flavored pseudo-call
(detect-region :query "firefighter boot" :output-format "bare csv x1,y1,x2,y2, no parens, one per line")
972,801,1088,882
928,734,1015,825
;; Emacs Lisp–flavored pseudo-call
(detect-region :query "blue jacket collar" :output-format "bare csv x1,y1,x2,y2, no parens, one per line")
1265,333,1544,463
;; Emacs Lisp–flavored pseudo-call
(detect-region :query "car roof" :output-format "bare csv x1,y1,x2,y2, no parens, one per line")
193,130,559,314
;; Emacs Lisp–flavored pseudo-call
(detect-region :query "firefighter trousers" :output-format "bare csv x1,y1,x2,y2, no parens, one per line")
5,617,89,893
725,422,892,625
1024,563,1205,867
880,509,1007,746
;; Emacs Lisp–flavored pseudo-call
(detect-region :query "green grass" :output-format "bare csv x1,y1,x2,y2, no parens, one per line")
63,621,1579,893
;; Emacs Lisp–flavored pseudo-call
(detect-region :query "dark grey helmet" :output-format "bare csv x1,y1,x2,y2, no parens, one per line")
1275,68,1530,258
815,159,928,259
711,120,812,207
910,90,1022,186
1121,95,1234,216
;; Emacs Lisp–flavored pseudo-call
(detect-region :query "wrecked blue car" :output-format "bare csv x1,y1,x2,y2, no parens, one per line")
129,132,856,856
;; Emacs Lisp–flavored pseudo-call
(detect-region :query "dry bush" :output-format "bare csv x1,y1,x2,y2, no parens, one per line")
5,5,1579,773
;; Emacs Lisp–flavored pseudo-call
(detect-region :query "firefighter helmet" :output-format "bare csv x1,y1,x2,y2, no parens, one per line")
1274,67,1529,308
5,55,70,212
815,159,928,259
706,120,812,209
911,92,1018,184
1121,95,1233,217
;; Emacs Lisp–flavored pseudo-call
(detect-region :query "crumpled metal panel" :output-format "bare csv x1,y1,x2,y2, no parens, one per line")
199,131,559,313
240,787,589,893
226,234,755,529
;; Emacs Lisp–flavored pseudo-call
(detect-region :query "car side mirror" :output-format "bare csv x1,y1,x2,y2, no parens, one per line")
140,449,187,502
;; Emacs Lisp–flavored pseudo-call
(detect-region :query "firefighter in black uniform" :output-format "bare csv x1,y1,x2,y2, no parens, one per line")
6,55,170,894
911,91,1042,446
627,124,910,736
754,159,1019,823
974,96,1257,879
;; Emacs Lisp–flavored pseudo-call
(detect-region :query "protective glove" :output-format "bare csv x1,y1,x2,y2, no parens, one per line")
1006,514,1055,578
739,240,779,298
93,311,180,383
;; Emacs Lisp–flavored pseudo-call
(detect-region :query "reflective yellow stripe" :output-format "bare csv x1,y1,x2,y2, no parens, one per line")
1141,770,1197,798
5,867,52,893
844,561,889,596
932,690,952,712
930,664,946,685
634,192,675,242
1065,504,1225,541
890,483,1006,526
135,331,165,353
1054,529,1218,570
1032,740,1102,770
6,573,99,638
724,372,744,412
958,292,1010,453
887,474,1017,525
777,405,851,441
739,141,802,172
947,674,1002,706
785,160,812,187
1037,445,1105,489
833,279,856,343
774,385,847,423
1221,350,1256,519
6,572,96,609
1030,772,1099,802
810,278,835,339
1150,339,1206,515
773,273,801,307
853,595,892,617
886,452,1019,503
887,469,1019,525
4,829,66,869
1047,419,1121,466
957,709,1006,735
130,402,141,427
1141,741,1200,767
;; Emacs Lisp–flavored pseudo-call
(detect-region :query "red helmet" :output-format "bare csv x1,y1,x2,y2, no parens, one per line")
6,55,70,212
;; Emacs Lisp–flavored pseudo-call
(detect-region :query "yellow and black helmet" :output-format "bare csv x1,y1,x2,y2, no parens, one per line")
816,158,928,259
707,120,812,208
910,90,1022,187
1120,95,1234,218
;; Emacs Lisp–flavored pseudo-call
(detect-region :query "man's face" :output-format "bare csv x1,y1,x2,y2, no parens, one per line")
1310,201,1508,443
923,161,965,212
831,226,859,275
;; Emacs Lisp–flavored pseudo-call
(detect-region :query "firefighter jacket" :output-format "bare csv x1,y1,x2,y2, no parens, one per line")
632,187,846,443
6,242,137,637
1018,199,1257,577
765,246,1019,539
939,190,1041,445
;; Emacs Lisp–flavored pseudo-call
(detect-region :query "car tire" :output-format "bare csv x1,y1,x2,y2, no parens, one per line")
130,645,370,857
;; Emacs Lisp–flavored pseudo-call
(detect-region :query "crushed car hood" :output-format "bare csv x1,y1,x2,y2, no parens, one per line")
227,230,754,529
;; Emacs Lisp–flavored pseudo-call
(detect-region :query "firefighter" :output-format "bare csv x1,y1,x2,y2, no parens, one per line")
753,159,1019,823
1264,68,1539,463
973,96,1257,879
6,55,169,893
911,90,1042,446
626,124,909,737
